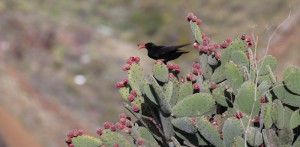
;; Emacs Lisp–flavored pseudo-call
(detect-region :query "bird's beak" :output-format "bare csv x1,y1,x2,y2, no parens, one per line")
137,43,146,50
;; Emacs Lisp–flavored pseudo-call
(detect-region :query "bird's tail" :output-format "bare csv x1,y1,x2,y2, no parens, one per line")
174,43,191,49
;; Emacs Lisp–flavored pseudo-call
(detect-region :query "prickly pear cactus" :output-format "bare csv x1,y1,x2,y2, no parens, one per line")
64,13,300,147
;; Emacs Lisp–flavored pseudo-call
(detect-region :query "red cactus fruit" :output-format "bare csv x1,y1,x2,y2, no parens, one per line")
119,113,126,119
67,131,74,138
115,81,124,88
252,115,260,122
260,96,266,103
201,33,206,39
193,83,200,89
245,36,252,42
180,77,186,83
113,142,119,147
130,90,137,97
166,62,175,69
120,118,126,125
186,13,193,21
213,43,219,49
202,40,208,46
210,82,217,89
225,38,232,43
187,73,196,81
127,94,135,101
192,62,200,69
220,41,228,49
103,122,111,129
196,19,202,25
122,78,128,84
192,16,197,22
246,42,252,47
241,34,246,40
126,58,133,65
131,104,140,112
65,137,72,143
68,144,74,147
116,122,125,130
235,111,243,119
122,64,131,71
208,44,215,51
193,42,199,49
129,56,140,63
96,128,103,135
72,129,79,137
168,73,174,78
78,129,84,136
110,125,117,131
136,138,144,145
123,127,131,134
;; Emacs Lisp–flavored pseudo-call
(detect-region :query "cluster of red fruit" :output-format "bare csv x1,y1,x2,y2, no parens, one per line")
186,13,202,25
122,56,141,71
193,33,220,57
65,129,84,147
241,34,253,47
115,78,128,88
96,113,144,147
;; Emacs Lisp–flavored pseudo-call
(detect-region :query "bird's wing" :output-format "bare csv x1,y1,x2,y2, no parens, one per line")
158,43,190,54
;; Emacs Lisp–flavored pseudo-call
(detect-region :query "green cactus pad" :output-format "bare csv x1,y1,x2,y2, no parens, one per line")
225,61,244,92
284,106,293,129
222,118,243,147
143,84,158,105
261,103,273,129
199,54,213,79
171,117,197,134
211,66,226,83
128,63,143,96
283,65,300,95
169,77,180,107
234,81,260,116
72,135,103,147
178,81,193,102
278,128,293,145
257,81,271,96
257,74,272,85
119,87,130,101
172,93,215,117
163,81,173,102
196,116,223,147
100,130,131,146
189,21,202,44
271,99,285,129
159,110,174,140
153,61,169,83
290,109,300,129
258,55,277,76
220,38,247,64
262,129,279,147
232,136,246,147
212,86,230,107
246,127,263,146
273,83,300,107
231,50,249,67
138,126,159,146
174,129,207,146
148,75,172,115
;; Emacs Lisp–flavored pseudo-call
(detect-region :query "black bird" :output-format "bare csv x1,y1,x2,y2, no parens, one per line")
138,42,190,63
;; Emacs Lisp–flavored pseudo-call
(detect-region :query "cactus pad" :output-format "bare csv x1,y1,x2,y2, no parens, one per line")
225,61,244,92
290,109,300,129
246,127,263,146
178,81,193,102
100,130,131,146
189,20,202,44
257,55,277,76
234,81,260,116
172,93,215,117
171,117,198,134
272,83,300,107
222,118,243,147
196,117,223,147
283,65,300,95
128,63,144,96
153,61,169,83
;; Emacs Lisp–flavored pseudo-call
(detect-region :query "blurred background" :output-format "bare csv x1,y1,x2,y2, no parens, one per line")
0,0,299,146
